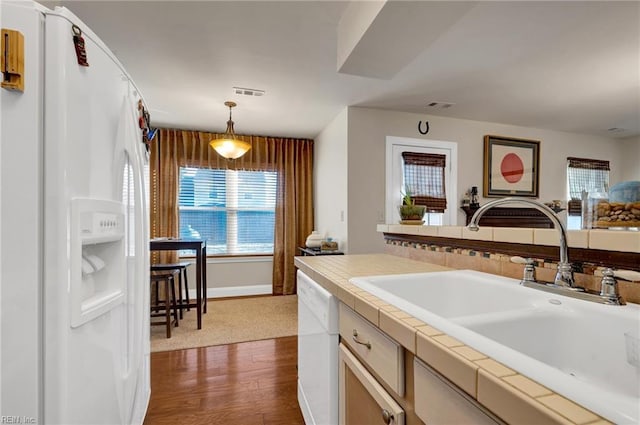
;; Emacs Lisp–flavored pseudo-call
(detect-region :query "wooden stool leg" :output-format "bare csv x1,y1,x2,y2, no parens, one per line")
183,267,191,311
170,276,179,327
154,280,160,313
176,272,184,320
163,279,171,338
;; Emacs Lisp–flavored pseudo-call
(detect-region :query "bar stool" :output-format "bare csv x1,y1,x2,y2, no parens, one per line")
150,270,180,338
150,262,192,319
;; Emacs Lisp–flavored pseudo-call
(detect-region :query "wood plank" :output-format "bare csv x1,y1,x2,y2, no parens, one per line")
144,336,304,425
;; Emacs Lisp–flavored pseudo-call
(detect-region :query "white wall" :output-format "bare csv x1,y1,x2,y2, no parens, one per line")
339,106,625,254
346,108,387,254
619,136,640,181
185,257,274,298
314,108,349,251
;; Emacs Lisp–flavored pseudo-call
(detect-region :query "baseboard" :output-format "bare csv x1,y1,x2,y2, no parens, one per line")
188,284,272,299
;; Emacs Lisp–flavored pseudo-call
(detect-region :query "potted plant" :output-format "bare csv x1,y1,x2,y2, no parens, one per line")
399,189,426,222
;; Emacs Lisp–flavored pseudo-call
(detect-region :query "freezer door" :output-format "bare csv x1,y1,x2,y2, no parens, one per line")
0,1,45,421
43,8,149,425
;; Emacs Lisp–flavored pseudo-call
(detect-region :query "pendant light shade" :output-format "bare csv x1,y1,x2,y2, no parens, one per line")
209,101,251,160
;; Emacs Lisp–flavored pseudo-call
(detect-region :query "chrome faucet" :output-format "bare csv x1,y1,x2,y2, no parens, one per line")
599,268,625,305
468,197,576,288
469,198,625,305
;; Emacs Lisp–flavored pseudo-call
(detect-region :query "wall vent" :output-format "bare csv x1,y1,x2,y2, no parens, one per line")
426,101,455,109
233,87,265,97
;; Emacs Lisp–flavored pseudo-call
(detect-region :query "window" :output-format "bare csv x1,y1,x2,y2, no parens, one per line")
566,157,610,213
178,167,277,255
566,157,610,229
402,152,447,212
386,136,457,226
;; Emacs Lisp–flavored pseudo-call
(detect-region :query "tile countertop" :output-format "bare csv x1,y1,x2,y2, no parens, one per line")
294,254,612,425
377,224,640,252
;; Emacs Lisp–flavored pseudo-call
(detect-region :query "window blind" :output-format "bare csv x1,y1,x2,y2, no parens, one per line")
178,167,277,254
566,157,610,216
402,152,447,212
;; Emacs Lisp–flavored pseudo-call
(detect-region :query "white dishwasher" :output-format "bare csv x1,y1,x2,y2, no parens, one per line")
297,270,339,425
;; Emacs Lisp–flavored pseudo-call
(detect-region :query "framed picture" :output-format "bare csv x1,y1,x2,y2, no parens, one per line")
483,135,540,198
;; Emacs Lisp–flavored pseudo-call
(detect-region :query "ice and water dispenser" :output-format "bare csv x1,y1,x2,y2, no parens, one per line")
70,198,126,328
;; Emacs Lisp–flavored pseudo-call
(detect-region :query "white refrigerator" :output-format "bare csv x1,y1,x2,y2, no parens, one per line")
1,1,150,424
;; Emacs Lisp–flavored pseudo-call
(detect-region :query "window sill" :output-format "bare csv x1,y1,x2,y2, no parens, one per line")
180,253,274,261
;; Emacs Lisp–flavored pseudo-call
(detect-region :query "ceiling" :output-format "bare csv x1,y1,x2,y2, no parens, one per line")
40,1,639,140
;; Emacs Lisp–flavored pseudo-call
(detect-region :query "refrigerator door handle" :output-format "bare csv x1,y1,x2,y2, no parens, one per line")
113,86,150,423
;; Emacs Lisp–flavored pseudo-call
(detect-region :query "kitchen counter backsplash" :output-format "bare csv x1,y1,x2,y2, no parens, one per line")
381,229,640,304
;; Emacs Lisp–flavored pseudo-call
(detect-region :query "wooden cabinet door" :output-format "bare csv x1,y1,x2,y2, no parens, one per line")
339,303,404,396
339,343,405,425
414,358,502,425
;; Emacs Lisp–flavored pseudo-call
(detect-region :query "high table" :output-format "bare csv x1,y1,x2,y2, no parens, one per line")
150,239,207,329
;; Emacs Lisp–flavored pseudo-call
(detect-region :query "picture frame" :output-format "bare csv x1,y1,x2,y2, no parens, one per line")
483,135,540,198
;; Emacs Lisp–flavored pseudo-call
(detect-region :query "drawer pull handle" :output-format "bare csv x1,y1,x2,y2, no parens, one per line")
381,409,394,424
352,329,371,349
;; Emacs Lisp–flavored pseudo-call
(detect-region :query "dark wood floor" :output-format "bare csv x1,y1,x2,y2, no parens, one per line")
143,336,305,425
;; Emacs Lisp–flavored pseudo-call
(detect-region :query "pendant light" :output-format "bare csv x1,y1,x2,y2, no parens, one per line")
209,101,251,160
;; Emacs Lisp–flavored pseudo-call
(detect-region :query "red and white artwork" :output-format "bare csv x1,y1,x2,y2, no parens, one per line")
490,144,533,192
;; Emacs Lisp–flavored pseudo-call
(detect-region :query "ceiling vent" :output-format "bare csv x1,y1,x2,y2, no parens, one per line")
233,87,265,97
426,101,455,109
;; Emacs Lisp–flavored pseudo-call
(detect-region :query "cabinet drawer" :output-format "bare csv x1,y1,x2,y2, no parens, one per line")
414,357,502,425
339,343,405,425
339,303,404,395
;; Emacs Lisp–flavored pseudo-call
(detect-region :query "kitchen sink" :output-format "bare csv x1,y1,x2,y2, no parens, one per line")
459,306,639,400
350,270,540,318
349,270,640,424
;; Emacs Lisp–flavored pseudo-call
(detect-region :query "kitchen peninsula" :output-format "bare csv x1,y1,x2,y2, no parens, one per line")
295,235,639,424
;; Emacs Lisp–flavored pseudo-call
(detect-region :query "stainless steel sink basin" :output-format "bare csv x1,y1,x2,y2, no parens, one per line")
349,270,640,424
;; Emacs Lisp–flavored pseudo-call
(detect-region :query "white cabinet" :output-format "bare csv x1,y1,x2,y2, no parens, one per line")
339,343,405,425
414,357,503,425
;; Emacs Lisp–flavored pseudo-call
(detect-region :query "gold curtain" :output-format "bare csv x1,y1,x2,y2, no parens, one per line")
149,128,314,295
149,134,180,265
